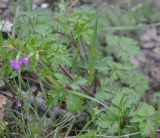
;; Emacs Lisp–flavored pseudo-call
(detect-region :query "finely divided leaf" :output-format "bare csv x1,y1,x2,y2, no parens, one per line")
66,93,84,113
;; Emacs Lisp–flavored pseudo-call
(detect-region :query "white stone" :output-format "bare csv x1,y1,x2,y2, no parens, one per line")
0,20,13,32
41,3,49,9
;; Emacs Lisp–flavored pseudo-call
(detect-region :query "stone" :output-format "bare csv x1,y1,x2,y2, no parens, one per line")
41,3,49,9
0,1,8,9
0,20,13,32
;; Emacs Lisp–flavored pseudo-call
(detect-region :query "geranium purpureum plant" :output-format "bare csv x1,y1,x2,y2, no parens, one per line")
0,1,160,137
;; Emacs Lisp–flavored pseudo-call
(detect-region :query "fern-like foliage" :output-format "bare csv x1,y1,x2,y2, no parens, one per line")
1,3,159,137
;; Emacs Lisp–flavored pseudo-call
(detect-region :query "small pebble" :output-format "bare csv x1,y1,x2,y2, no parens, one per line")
41,3,49,9
0,20,13,32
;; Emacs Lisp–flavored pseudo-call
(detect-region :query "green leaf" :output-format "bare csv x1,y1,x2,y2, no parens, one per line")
97,111,119,135
132,103,155,117
71,76,87,90
106,35,141,61
47,87,65,106
54,73,69,85
132,117,144,124
95,91,112,102
121,72,148,97
140,120,155,136
47,44,72,69
66,93,84,113
14,10,54,38
130,103,156,136
111,93,126,107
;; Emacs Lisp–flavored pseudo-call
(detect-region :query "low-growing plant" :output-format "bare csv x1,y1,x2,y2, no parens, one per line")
0,1,160,137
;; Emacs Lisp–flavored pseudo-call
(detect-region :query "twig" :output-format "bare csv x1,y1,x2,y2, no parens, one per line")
55,31,71,39
0,91,14,100
79,85,88,94
67,0,79,10
60,65,92,96
60,65,74,81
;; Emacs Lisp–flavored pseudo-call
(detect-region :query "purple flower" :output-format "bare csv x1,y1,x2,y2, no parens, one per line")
21,57,29,66
11,57,29,70
11,60,22,70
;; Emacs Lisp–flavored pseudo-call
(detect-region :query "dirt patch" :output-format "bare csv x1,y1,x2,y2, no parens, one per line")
139,26,160,91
